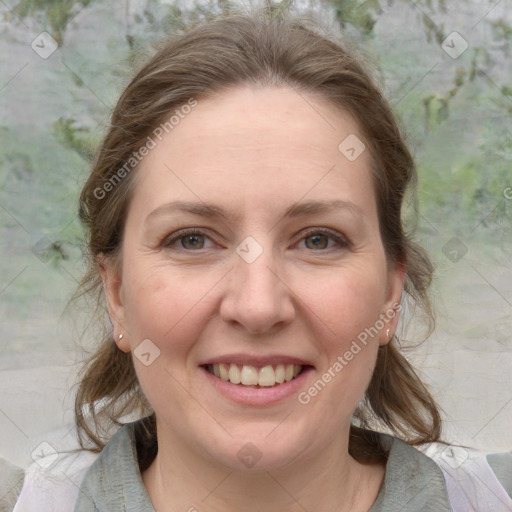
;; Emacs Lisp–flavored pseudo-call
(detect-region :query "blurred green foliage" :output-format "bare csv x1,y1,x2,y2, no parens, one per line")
13,0,95,44
5,0,512,238
52,117,97,161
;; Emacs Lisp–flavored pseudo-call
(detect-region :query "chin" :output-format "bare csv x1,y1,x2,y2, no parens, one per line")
203,423,314,472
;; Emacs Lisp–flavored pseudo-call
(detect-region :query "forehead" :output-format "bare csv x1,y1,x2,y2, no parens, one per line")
132,85,377,223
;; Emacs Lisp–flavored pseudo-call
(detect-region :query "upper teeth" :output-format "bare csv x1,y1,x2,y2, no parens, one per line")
209,363,302,387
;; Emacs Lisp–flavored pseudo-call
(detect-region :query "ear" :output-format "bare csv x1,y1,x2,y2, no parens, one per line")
379,261,406,346
97,253,131,353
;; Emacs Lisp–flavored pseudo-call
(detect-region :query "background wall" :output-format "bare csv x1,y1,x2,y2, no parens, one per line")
0,0,511,478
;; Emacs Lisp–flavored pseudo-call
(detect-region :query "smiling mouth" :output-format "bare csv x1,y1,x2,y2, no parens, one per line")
204,363,307,388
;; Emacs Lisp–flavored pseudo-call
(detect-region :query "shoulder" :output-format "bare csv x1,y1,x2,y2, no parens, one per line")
74,419,156,512
487,451,512,497
13,421,153,512
423,443,512,512
370,433,452,512
12,448,98,512
370,432,512,512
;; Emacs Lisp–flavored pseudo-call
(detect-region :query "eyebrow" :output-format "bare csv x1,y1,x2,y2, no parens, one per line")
145,199,364,225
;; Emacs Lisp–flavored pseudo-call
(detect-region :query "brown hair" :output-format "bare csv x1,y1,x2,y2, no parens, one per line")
75,10,441,462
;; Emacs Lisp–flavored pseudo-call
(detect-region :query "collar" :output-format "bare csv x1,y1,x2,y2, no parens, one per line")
368,433,452,511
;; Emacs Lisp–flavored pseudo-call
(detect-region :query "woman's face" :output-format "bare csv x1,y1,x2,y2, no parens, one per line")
103,86,404,471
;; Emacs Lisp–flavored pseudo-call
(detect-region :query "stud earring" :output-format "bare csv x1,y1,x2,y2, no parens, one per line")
118,334,123,340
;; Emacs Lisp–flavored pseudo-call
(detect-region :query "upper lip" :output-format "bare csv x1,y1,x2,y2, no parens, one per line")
200,354,314,367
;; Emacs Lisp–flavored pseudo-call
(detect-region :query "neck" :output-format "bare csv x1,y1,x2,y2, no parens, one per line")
142,423,385,512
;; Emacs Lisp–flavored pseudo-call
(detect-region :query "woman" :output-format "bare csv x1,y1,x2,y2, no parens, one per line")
13,10,512,512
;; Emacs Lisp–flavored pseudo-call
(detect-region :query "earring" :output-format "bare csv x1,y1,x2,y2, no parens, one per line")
118,334,123,340
386,329,390,339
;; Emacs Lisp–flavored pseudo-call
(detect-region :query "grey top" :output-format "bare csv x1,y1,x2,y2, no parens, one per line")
74,419,458,512
488,451,512,498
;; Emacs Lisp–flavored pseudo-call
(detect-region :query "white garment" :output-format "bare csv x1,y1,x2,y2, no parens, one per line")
13,450,98,512
426,443,512,512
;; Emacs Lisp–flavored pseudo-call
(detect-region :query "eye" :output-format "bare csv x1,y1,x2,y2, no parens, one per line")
162,229,215,251
296,229,349,251
162,227,349,253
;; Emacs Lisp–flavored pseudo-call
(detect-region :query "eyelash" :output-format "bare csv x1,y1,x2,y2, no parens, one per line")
162,228,350,252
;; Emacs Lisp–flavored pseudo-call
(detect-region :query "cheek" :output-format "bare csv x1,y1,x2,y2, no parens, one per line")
121,260,216,354
120,266,213,411
305,266,386,342
298,266,385,407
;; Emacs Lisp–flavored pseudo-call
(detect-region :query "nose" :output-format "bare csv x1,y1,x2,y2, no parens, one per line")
219,244,296,335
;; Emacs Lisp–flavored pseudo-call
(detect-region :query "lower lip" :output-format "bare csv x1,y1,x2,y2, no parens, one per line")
200,366,314,406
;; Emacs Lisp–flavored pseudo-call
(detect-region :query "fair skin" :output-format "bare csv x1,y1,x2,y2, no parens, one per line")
100,85,405,512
